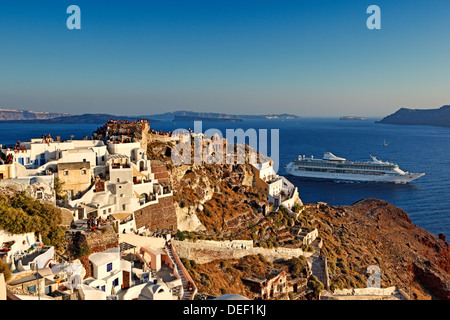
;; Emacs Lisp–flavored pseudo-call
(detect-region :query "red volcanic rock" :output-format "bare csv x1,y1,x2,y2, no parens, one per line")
306,198,450,300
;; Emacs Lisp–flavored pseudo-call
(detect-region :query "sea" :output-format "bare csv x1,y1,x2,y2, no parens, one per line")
0,118,449,238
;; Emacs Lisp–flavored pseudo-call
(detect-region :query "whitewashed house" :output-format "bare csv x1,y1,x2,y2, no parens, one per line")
83,247,125,299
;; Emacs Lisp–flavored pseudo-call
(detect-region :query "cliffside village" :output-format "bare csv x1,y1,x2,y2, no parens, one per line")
0,120,408,301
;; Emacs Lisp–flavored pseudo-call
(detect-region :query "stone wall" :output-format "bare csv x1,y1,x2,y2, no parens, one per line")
84,225,119,252
66,225,119,278
151,161,171,184
134,195,177,233
320,286,409,300
172,239,311,264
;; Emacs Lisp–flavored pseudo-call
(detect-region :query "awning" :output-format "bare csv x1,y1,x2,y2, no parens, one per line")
133,166,146,177
111,213,132,222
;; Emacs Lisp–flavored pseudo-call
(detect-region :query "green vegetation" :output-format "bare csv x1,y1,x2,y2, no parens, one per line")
289,256,308,278
293,204,303,213
308,275,324,295
301,244,315,252
181,257,197,271
75,242,91,258
220,260,231,269
257,253,269,265
175,230,198,242
0,193,66,250
200,272,212,288
53,177,67,200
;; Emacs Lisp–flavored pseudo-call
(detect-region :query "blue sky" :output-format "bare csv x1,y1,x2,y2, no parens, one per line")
1,0,450,117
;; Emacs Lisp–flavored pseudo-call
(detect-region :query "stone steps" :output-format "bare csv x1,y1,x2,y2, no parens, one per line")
165,244,194,300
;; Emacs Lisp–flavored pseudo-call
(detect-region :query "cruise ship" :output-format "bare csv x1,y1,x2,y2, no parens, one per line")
285,152,425,183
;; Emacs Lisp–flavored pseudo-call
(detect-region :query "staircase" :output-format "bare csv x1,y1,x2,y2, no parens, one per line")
165,244,195,300
310,254,330,290
308,241,329,290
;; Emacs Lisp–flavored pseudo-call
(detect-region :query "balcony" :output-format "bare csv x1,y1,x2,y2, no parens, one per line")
111,164,130,169
139,193,157,206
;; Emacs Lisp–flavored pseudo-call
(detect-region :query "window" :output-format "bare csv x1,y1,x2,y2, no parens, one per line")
36,191,43,200
113,278,119,287
63,171,69,176
45,286,52,295
107,262,113,272
82,170,87,175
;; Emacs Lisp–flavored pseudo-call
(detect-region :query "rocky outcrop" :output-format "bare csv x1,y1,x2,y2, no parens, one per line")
377,105,450,127
170,162,266,234
147,136,268,233
0,180,56,204
413,262,450,300
306,198,450,300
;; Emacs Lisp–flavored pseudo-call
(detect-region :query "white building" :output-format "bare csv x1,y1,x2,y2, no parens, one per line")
66,153,173,235
107,142,141,162
1,138,106,170
138,280,173,300
0,230,37,266
251,161,302,216
252,161,285,203
83,247,128,299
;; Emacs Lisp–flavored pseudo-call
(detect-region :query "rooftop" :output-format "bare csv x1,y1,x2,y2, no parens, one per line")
89,247,120,266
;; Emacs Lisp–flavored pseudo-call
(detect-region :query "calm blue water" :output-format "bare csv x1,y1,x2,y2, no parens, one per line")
0,119,449,237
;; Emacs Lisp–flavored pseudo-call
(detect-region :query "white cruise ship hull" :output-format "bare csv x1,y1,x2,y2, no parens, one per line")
285,163,425,184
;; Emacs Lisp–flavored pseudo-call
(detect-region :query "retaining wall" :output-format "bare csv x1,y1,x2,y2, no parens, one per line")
172,239,311,264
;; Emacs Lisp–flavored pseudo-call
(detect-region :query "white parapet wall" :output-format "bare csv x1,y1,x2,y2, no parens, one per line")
332,286,398,296
172,239,312,264
320,286,409,300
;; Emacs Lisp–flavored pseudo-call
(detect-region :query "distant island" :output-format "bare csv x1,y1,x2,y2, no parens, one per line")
173,115,243,122
0,108,300,123
339,116,366,121
144,111,301,122
377,105,450,128
0,108,69,121
0,112,159,124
